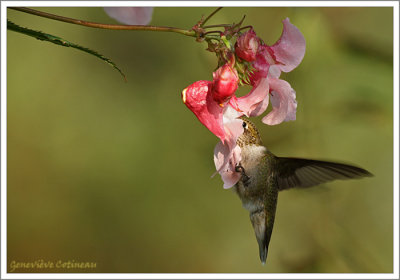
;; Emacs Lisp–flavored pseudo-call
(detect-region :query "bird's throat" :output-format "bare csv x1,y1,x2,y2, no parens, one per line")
240,145,267,175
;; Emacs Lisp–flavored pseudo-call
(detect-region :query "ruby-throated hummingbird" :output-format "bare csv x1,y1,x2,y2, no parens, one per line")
234,118,372,265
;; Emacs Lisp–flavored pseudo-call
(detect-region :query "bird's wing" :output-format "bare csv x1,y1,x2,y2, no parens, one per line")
275,157,373,191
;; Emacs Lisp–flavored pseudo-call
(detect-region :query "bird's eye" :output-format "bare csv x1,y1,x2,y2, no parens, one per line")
242,122,247,129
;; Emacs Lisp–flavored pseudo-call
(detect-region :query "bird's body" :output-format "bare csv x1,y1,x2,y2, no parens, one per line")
234,118,372,265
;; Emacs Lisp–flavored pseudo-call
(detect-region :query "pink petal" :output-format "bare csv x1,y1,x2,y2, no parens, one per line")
213,141,227,172
262,78,296,125
250,46,279,84
104,7,153,25
213,142,242,189
182,81,225,142
232,77,269,117
249,95,270,117
205,92,227,142
269,18,306,73
215,107,243,172
268,65,282,79
252,46,271,77
222,106,244,147
213,107,244,188
285,89,297,121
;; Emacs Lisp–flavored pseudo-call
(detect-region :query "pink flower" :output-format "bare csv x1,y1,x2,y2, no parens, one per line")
182,80,226,142
182,18,305,188
236,18,305,125
104,7,153,25
182,81,244,188
181,63,241,143
235,29,259,62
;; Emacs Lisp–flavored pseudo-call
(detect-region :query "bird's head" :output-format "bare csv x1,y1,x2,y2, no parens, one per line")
237,117,263,147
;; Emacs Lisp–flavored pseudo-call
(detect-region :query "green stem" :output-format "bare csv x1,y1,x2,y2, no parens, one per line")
235,15,246,29
201,7,223,27
203,24,231,29
9,7,196,37
204,30,222,35
239,25,253,31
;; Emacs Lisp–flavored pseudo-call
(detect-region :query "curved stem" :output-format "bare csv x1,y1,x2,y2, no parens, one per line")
9,7,196,37
239,25,253,31
235,15,246,29
203,24,231,29
200,7,223,27
204,30,222,35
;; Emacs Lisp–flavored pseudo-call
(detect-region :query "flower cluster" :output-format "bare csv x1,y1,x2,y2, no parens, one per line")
182,18,306,188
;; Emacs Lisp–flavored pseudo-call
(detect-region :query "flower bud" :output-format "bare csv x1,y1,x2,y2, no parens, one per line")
212,64,239,105
235,29,259,62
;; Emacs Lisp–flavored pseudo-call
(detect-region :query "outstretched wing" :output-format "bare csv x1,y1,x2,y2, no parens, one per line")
276,157,373,191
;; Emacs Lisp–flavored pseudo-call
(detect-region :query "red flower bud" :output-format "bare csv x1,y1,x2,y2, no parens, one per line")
235,29,259,62
212,64,239,105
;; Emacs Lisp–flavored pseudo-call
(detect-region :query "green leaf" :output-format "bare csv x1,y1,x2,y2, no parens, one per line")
7,20,126,81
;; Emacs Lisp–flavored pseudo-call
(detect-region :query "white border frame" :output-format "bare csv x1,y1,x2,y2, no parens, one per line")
1,1,399,279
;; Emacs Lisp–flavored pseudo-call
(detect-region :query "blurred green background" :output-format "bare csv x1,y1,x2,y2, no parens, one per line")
7,7,393,273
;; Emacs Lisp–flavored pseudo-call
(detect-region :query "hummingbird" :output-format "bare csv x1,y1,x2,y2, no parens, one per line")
234,118,373,265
